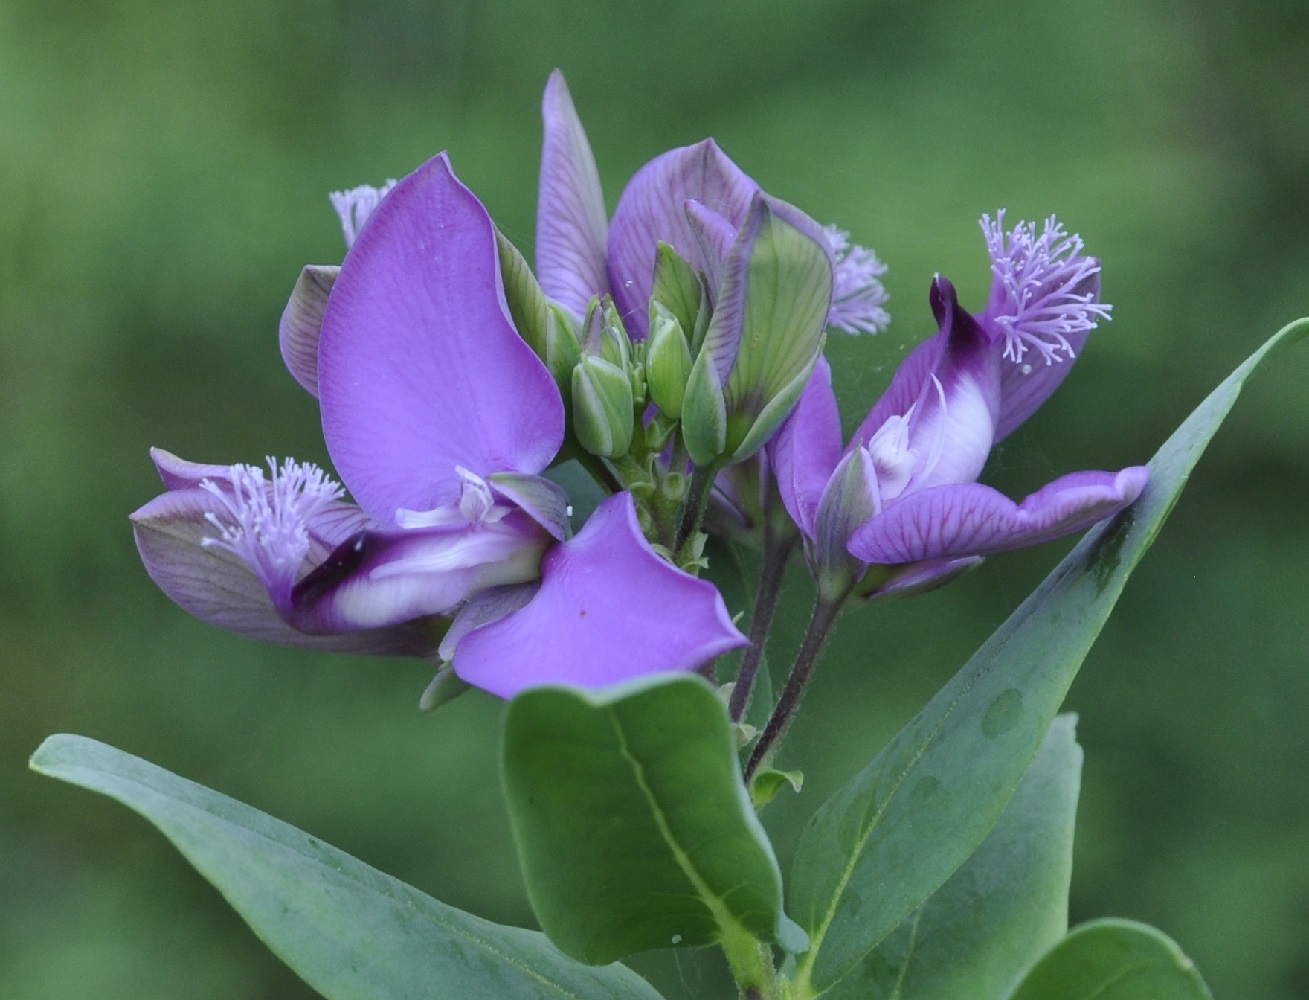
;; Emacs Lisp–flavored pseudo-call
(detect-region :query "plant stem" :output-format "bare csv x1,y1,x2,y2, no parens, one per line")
744,593,845,782
674,461,719,559
729,519,797,723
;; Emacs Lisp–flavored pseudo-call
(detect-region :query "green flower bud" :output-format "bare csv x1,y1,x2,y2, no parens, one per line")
543,303,582,385
644,306,693,418
681,350,728,467
650,241,705,344
596,308,633,385
571,355,635,458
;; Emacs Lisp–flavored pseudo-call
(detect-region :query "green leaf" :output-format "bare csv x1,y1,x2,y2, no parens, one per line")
30,734,664,1000
1004,919,1213,1000
790,317,1309,996
826,715,1081,1000
501,673,784,965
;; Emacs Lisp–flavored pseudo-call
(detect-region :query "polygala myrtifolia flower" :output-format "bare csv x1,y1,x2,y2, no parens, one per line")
768,213,1149,603
132,154,746,698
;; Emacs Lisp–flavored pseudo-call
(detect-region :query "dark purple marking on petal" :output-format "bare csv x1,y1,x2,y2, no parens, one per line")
131,487,438,656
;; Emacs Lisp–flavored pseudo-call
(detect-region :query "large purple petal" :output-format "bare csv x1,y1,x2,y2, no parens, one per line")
131,488,440,656
535,71,610,319
606,140,758,339
848,466,1149,564
768,356,843,539
453,492,747,697
318,153,565,526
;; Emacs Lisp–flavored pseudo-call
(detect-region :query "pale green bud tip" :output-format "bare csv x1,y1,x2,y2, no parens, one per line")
681,351,728,467
571,356,635,458
645,310,693,418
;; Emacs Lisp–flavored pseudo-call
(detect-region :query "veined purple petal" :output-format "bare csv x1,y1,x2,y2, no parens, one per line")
131,485,439,656
606,140,758,339
536,71,610,319
684,199,737,303
768,356,843,539
848,466,1149,564
319,153,565,526
278,265,338,398
452,492,747,698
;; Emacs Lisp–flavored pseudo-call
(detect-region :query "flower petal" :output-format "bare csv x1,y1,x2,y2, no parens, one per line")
848,466,1149,564
318,152,565,525
278,265,337,398
290,512,551,633
606,140,758,339
453,492,747,697
535,70,610,319
992,271,1098,441
899,277,1001,493
131,488,439,656
768,356,844,539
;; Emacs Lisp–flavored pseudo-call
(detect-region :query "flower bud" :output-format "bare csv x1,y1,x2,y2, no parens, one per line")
644,306,693,418
681,350,728,466
571,355,635,458
543,303,583,384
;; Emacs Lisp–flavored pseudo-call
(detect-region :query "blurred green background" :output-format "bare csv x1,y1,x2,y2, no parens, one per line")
3,1,1306,997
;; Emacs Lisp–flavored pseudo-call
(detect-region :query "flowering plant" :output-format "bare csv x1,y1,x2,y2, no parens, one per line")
31,71,1307,1000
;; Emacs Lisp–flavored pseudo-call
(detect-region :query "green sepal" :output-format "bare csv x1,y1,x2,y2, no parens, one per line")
496,229,551,359
418,664,472,712
728,347,822,462
703,196,832,460
501,673,787,965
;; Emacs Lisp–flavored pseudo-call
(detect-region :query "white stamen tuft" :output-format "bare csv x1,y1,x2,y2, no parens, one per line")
981,210,1112,366
201,459,343,594
824,225,891,335
330,180,398,249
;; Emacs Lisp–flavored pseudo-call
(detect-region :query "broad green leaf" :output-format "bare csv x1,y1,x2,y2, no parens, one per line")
1005,919,1213,1000
791,317,1309,996
501,673,784,965
30,734,664,1000
827,715,1081,1000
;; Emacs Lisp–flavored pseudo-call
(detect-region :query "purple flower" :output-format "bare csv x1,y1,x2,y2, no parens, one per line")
534,70,889,341
769,214,1148,600
133,154,744,695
